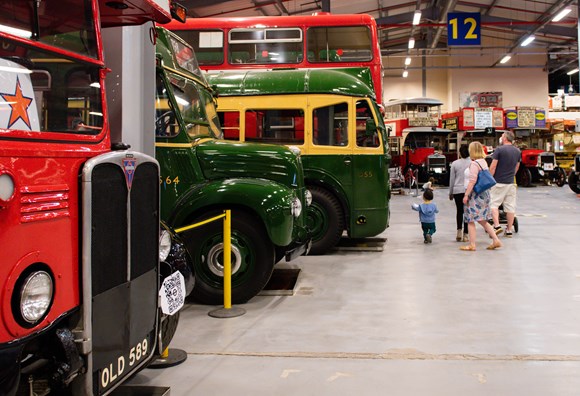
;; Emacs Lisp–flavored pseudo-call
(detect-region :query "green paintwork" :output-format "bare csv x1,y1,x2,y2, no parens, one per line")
303,154,390,238
208,67,376,100
154,27,308,247
209,69,391,242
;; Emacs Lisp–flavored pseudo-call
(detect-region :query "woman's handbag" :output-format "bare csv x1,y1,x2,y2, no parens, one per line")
473,161,496,194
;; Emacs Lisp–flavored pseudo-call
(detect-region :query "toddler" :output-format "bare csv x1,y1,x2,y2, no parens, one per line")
411,189,439,243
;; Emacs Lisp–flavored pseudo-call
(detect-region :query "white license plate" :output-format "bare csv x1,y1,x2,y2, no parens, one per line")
159,271,186,315
99,336,151,391
543,163,554,171
433,168,443,174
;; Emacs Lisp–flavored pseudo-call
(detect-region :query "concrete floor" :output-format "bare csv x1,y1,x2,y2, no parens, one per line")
126,184,580,395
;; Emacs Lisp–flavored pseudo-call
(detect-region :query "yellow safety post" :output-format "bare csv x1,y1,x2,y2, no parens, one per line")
223,209,232,309
208,209,246,318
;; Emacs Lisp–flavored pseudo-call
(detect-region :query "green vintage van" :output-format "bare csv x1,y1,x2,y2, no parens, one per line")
154,27,310,305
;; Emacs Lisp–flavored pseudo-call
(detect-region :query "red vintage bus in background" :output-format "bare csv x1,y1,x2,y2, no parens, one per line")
0,1,188,395
163,13,384,102
384,98,452,186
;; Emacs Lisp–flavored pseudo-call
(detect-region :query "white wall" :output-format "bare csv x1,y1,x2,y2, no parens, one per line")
381,41,549,113
447,67,549,111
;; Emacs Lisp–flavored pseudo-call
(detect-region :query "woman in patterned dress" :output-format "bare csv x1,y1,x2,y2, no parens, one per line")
460,141,502,251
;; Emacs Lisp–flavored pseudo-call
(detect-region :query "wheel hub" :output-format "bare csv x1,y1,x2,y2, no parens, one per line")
206,243,242,277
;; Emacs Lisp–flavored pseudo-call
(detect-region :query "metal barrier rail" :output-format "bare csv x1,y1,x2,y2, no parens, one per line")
175,210,245,318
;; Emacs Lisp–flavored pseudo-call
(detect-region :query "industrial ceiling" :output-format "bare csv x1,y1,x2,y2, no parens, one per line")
181,0,579,89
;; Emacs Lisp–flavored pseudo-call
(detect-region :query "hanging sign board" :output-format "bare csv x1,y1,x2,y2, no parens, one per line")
447,13,481,46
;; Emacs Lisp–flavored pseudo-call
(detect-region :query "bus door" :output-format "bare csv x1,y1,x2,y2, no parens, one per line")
351,98,389,237
306,97,353,200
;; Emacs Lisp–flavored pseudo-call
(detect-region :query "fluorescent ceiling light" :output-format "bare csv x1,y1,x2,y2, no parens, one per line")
402,70,409,78
500,55,511,64
408,38,415,49
567,68,579,75
405,57,411,65
552,8,571,22
521,35,535,47
413,11,421,25
0,24,32,38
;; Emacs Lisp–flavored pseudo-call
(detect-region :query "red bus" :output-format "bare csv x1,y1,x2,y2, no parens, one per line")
384,98,452,185
164,13,384,102
0,1,189,394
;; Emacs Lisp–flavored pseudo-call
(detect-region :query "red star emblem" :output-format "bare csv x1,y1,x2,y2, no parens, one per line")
1,77,33,129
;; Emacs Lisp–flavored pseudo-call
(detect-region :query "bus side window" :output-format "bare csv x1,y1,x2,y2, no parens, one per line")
312,102,348,147
245,111,258,140
218,111,240,140
355,100,379,148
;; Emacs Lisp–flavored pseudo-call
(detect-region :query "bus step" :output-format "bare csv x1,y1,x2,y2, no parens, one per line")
259,268,301,296
110,385,170,396
334,237,387,252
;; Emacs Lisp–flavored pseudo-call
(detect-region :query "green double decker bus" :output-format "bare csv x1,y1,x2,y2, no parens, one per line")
209,68,390,254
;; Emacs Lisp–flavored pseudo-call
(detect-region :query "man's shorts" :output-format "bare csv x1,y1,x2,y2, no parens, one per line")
490,183,517,212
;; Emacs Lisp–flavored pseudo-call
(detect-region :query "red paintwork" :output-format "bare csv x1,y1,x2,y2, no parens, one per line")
521,148,543,167
163,14,383,101
0,0,167,344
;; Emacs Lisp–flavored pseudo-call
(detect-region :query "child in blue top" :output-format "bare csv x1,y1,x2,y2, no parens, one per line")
411,189,439,244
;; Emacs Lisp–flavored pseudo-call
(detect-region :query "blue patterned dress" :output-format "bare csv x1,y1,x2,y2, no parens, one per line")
464,159,492,223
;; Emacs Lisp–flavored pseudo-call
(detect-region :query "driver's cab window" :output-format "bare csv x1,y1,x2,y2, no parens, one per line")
155,73,179,137
355,99,379,148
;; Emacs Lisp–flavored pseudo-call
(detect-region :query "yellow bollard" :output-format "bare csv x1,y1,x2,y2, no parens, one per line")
223,209,232,309
208,209,245,318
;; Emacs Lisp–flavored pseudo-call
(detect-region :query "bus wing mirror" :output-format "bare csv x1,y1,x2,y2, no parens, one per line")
365,118,377,136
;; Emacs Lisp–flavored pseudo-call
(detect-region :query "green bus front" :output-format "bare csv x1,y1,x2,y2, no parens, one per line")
209,68,390,255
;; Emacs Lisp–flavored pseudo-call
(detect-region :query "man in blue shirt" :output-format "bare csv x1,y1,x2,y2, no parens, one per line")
489,130,521,237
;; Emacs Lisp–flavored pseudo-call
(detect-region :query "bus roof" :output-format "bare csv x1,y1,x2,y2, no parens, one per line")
385,98,444,107
208,67,376,99
163,13,376,30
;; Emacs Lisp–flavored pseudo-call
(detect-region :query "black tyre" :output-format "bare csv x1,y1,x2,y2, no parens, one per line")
516,167,532,187
181,210,275,305
160,311,180,352
513,217,519,233
569,172,580,193
306,186,344,255
555,168,566,187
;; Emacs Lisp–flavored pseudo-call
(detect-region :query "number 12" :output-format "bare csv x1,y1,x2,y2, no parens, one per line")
449,17,478,39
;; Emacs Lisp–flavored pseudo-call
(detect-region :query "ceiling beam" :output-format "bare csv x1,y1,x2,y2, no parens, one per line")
491,0,576,66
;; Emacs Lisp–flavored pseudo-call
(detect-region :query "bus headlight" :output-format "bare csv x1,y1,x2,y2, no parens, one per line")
0,172,15,207
288,146,301,156
305,189,312,206
19,271,53,324
159,230,172,262
291,197,302,218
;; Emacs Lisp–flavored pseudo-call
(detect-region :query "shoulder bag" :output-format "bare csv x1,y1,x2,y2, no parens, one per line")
473,160,496,194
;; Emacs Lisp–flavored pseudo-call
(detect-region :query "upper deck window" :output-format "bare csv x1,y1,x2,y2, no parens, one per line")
307,26,372,63
229,28,302,65
0,0,97,58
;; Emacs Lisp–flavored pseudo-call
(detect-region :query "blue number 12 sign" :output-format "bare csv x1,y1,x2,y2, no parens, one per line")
447,12,481,46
